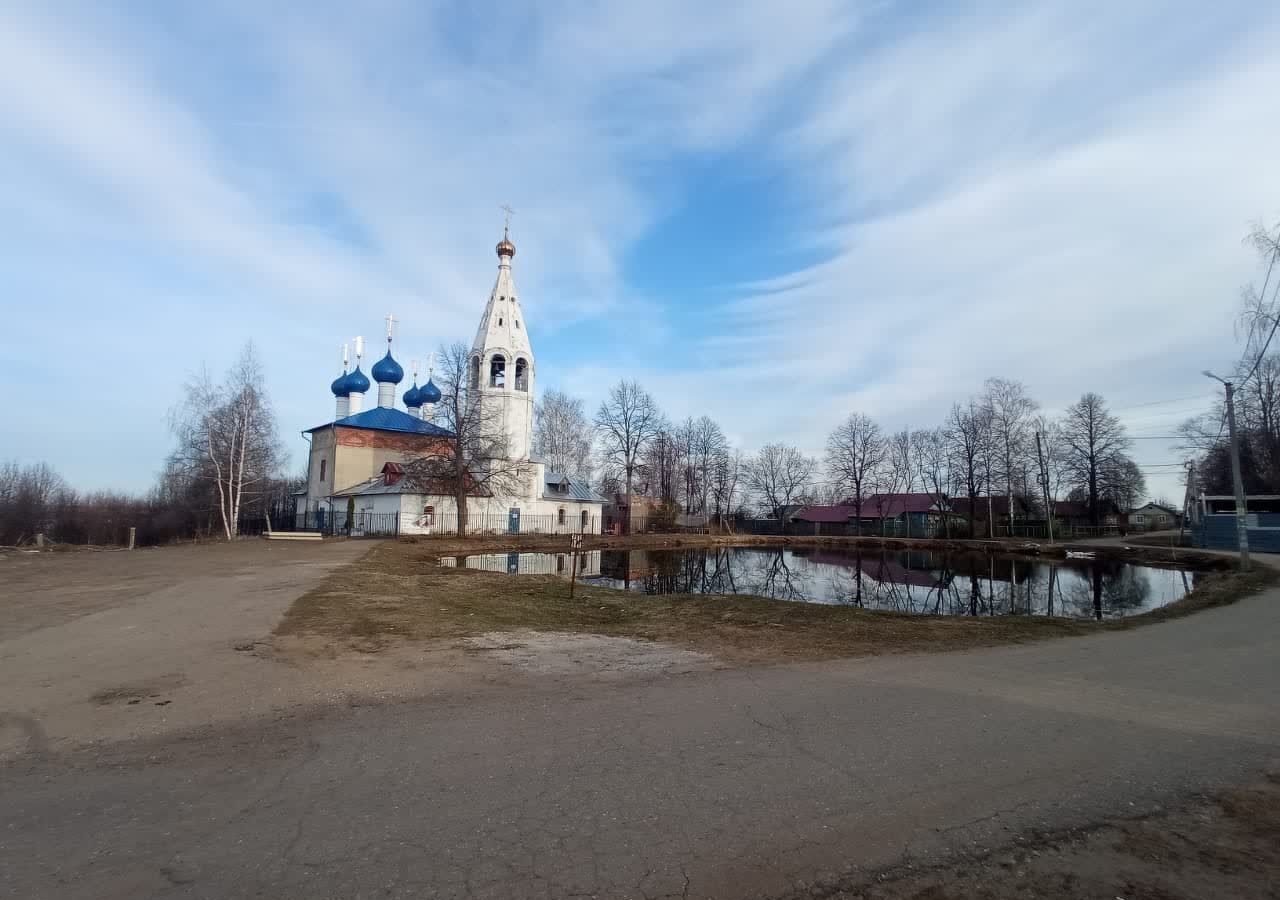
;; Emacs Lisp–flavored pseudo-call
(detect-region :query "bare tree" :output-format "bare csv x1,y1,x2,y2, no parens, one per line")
946,400,991,538
709,447,743,527
643,427,681,503
533,389,593,479
0,460,64,545
745,443,816,520
594,380,663,533
681,416,727,514
868,429,913,535
911,427,952,537
405,341,533,536
1060,392,1133,526
984,377,1039,525
169,343,282,540
825,413,885,535
1236,221,1280,375
1097,455,1146,511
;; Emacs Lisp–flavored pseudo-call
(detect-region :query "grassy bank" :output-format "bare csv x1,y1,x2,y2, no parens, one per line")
274,536,1272,662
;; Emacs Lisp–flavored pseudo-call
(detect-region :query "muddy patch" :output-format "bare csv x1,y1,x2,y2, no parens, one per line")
89,672,187,706
462,631,717,677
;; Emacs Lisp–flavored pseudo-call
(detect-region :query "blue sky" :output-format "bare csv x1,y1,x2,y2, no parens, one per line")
2,1,1278,503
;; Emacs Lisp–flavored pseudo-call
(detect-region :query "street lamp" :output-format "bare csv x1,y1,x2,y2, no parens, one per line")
1202,370,1250,570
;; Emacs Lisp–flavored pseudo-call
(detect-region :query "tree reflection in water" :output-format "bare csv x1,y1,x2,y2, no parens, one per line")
586,547,1193,619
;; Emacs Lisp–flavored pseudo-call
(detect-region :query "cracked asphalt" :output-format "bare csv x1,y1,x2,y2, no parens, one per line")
2,553,1279,898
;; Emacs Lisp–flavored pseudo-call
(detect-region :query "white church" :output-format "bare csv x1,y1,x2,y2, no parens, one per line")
295,227,605,535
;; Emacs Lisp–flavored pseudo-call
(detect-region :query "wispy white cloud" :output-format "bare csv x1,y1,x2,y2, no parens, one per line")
0,0,1275,505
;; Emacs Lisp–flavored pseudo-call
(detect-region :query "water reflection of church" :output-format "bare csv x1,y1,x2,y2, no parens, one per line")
442,551,603,579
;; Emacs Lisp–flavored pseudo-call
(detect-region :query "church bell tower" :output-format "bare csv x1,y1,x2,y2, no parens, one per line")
469,220,534,461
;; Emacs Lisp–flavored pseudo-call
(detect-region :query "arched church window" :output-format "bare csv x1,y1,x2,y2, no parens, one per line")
515,358,528,391
498,317,503,325
469,356,480,391
557,508,566,526
580,509,589,531
490,354,506,388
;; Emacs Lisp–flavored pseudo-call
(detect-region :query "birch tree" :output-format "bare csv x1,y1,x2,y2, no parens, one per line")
169,343,282,540
983,377,1039,525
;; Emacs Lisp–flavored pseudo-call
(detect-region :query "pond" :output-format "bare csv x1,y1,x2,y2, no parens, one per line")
438,546,1199,619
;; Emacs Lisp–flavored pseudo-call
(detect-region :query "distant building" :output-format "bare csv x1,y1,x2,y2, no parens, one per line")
791,494,955,533
1051,499,1123,528
1128,502,1181,530
602,494,665,534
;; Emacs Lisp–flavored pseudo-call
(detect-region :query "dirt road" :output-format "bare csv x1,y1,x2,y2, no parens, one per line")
0,540,372,753
1,540,1278,898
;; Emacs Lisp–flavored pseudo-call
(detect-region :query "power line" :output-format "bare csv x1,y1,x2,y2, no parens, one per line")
1112,393,1215,411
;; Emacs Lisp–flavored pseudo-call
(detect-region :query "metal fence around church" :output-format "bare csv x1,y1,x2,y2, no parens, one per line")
413,512,601,536
240,511,403,537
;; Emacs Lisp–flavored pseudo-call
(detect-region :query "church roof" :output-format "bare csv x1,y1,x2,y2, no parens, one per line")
307,406,454,437
542,472,606,504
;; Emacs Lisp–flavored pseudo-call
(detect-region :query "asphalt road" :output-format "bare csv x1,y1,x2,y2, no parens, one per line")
3,584,1278,899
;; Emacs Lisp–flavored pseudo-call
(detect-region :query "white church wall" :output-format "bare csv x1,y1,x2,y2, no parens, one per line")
439,550,603,578
391,492,603,536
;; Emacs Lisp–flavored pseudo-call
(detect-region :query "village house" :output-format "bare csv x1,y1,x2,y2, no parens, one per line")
1128,501,1181,531
791,493,955,534
1052,499,1124,529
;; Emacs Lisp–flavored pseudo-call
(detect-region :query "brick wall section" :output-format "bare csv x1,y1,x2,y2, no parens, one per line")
335,428,452,454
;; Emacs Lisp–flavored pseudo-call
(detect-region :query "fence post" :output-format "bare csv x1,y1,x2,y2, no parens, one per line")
128,527,136,550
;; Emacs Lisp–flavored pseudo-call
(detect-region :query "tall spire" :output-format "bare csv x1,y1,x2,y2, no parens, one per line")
496,204,515,262
471,222,534,461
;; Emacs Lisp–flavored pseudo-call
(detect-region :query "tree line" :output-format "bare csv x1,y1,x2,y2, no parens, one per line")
2,342,1152,546
537,377,1146,534
1,344,292,547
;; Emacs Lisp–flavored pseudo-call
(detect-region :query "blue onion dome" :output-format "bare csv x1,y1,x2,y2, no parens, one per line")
371,349,404,384
402,382,422,408
419,378,442,404
331,371,351,397
344,365,371,394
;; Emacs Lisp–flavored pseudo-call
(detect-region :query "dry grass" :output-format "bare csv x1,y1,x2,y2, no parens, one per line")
275,536,1273,663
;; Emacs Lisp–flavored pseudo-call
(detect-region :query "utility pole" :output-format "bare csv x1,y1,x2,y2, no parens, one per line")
1203,371,1250,570
1177,461,1193,548
1034,431,1054,544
